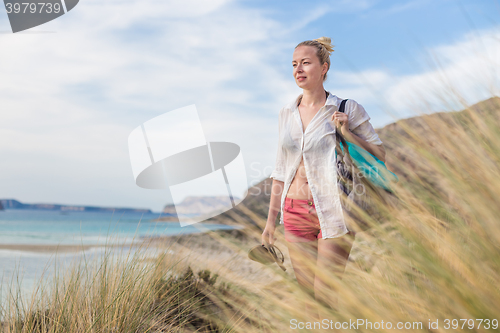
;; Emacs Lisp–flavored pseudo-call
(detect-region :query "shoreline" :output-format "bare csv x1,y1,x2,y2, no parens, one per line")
0,229,289,330
0,243,115,253
0,228,288,286
0,228,249,254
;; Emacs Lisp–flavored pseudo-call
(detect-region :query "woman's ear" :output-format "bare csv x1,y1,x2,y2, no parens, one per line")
322,62,328,76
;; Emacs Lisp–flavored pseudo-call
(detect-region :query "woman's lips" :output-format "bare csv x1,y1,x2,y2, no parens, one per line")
297,76,306,81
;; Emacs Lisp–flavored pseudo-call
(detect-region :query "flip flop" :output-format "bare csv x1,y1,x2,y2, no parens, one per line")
248,244,286,271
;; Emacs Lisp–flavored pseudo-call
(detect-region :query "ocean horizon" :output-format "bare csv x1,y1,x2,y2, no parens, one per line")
0,209,236,245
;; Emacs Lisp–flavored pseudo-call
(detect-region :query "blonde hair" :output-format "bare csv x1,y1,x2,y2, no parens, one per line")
295,37,334,82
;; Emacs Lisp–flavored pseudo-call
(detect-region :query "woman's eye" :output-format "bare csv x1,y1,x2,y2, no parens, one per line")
304,62,309,64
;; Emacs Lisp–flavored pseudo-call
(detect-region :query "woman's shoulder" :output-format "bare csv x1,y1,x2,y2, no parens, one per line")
327,93,363,113
284,93,303,109
327,93,343,107
328,95,367,115
343,98,364,111
343,98,371,130
279,94,301,116
278,104,291,119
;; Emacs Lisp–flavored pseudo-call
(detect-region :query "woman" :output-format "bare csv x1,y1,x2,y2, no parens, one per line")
262,37,386,317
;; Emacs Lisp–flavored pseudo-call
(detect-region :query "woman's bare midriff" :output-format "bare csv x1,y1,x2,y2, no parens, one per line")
286,156,313,200
286,93,328,201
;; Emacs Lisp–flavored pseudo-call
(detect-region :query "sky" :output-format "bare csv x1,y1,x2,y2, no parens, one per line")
0,0,499,213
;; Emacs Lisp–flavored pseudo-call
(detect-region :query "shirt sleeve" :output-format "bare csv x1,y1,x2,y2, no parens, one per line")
345,99,371,131
351,120,383,145
269,108,286,182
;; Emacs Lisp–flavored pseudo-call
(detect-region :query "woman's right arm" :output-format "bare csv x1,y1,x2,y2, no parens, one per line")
262,179,284,245
263,108,286,245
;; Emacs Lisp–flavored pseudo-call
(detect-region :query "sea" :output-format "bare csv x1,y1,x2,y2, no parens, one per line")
0,209,242,308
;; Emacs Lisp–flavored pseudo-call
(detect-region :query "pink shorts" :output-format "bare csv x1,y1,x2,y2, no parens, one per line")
283,197,322,242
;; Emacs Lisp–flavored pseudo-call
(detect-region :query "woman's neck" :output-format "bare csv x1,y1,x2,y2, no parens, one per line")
298,87,328,107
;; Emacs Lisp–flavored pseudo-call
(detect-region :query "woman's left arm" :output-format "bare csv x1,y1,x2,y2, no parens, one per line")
332,109,386,163
340,129,386,163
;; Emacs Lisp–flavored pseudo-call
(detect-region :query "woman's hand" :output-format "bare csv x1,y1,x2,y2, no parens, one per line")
262,221,277,246
332,111,349,135
332,110,387,162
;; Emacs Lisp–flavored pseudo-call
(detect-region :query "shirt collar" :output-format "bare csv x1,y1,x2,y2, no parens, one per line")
289,90,339,111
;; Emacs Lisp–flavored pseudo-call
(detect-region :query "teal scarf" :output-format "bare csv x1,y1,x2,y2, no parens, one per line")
336,141,399,192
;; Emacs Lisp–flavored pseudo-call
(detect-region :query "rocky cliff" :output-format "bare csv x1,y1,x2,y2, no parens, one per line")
0,199,153,213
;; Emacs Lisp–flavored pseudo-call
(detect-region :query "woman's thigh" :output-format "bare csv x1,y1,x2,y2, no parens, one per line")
286,239,318,293
283,198,321,293
286,239,319,270
316,231,356,279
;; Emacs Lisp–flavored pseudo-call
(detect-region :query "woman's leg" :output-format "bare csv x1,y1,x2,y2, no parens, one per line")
315,230,356,311
286,238,319,320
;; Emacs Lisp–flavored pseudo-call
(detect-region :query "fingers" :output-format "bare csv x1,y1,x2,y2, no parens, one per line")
262,231,270,246
331,113,348,128
261,231,277,246
331,112,347,121
267,234,276,246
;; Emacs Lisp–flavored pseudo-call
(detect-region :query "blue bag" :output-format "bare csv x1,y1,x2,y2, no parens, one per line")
338,140,399,192
335,99,399,193
334,99,399,232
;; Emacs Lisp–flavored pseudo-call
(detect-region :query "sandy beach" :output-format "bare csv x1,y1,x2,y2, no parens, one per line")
0,229,293,289
140,229,294,288
0,243,104,253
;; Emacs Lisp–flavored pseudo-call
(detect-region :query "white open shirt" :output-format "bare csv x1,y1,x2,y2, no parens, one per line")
270,91,383,239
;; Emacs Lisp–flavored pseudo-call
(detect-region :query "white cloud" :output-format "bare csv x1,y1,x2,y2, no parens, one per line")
386,27,500,116
0,0,296,211
326,26,500,126
0,0,498,212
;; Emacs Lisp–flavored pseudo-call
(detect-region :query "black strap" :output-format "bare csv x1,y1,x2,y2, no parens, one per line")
335,99,350,159
339,99,348,113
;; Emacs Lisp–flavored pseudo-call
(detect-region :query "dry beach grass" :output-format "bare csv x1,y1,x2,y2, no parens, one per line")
2,95,500,331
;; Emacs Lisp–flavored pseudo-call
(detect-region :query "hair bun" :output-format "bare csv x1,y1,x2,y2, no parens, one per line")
314,37,334,55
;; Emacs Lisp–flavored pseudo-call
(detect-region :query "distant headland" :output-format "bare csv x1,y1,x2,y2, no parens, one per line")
0,199,152,214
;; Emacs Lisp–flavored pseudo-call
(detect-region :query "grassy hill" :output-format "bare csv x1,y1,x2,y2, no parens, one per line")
376,96,500,183
4,96,500,332
202,96,500,229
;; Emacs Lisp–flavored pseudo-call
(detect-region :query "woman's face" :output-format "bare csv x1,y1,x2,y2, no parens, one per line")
292,45,327,90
